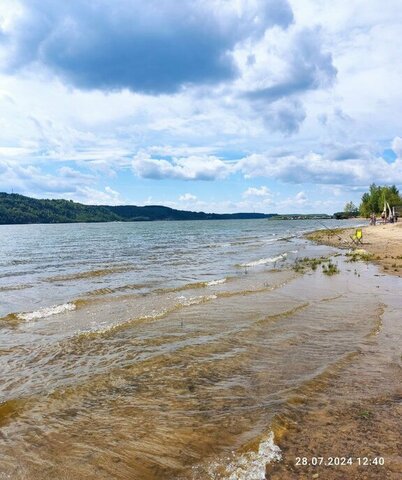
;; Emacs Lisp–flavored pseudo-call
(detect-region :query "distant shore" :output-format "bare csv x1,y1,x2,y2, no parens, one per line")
305,221,402,277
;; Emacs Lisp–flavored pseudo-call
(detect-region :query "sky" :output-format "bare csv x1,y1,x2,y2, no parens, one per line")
0,0,401,214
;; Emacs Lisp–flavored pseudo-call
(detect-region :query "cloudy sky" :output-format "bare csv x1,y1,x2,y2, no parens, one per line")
0,0,401,213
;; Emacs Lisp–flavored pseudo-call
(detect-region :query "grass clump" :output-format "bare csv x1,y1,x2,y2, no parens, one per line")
346,250,373,263
292,256,340,276
292,256,327,273
358,409,372,420
322,260,340,276
305,228,350,244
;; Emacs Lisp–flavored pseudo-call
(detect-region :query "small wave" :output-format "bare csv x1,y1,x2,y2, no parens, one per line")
206,278,227,286
176,295,217,306
16,303,76,322
0,269,37,279
155,281,211,294
205,242,231,248
263,238,277,244
256,302,310,326
77,294,219,339
85,283,151,297
277,235,294,242
240,254,287,267
0,284,32,292
203,431,281,480
45,265,135,283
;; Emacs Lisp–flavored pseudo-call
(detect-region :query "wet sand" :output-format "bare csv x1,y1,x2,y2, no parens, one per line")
306,222,402,276
266,309,401,479
266,224,402,479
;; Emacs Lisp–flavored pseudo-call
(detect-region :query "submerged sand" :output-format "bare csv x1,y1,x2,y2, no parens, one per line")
265,223,402,479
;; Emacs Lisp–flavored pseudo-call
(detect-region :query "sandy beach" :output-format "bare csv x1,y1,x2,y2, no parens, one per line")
305,222,402,277
265,223,402,479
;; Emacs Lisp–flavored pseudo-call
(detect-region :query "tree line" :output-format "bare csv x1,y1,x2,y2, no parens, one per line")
0,193,276,225
341,184,402,218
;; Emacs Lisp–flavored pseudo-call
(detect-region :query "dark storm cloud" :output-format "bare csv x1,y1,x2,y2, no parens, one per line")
3,0,293,94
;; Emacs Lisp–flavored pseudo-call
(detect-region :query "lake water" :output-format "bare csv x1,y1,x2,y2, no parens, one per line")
1,218,392,479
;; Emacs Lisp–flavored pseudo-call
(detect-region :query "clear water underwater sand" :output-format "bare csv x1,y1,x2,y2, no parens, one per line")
0,218,397,479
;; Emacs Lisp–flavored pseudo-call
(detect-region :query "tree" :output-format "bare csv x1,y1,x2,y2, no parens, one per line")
359,184,402,217
344,201,358,215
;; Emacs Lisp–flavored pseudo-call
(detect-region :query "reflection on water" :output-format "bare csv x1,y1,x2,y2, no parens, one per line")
1,218,389,480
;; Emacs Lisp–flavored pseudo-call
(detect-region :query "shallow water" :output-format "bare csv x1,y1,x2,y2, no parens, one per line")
1,218,391,480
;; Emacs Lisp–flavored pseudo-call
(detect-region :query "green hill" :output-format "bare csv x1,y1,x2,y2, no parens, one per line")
0,193,277,225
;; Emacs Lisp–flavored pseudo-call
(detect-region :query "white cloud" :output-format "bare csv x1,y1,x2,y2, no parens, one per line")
392,136,402,159
179,193,197,202
243,186,272,197
238,150,402,186
0,159,86,194
132,152,234,181
295,191,307,203
0,0,401,213
71,186,123,205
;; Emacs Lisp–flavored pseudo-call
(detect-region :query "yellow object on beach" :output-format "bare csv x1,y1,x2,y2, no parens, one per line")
350,228,363,245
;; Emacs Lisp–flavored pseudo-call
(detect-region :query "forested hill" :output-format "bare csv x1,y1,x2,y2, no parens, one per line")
0,193,277,224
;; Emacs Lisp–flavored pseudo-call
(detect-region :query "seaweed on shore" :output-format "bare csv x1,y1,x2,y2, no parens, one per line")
292,256,340,275
346,250,373,263
322,260,340,276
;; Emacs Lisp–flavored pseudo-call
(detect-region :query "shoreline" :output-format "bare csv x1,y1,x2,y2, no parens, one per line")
1,220,400,479
265,223,402,479
305,222,402,277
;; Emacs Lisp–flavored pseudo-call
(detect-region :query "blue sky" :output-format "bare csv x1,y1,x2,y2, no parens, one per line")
0,0,401,214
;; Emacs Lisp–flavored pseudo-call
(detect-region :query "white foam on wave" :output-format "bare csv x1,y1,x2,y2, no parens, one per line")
17,303,76,321
203,432,281,480
206,278,227,286
241,253,287,267
177,295,217,306
262,238,277,244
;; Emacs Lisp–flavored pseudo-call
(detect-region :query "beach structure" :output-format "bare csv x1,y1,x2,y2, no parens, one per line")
350,228,363,245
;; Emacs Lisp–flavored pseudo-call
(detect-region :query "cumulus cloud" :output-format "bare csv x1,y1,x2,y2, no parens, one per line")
243,186,272,197
0,156,124,203
245,27,336,102
2,0,293,94
392,136,402,158
0,159,89,194
132,151,233,180
0,0,400,214
72,186,123,205
179,193,197,202
263,98,306,134
294,191,307,203
132,138,402,187
238,150,402,185
233,26,336,133
325,142,374,161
